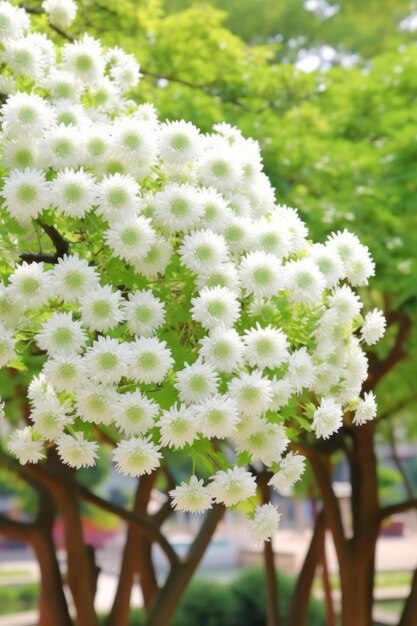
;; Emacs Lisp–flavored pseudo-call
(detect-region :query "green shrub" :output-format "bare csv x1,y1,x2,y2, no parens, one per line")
172,579,239,626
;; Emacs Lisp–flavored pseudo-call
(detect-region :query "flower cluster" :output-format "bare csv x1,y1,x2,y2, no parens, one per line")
0,1,385,543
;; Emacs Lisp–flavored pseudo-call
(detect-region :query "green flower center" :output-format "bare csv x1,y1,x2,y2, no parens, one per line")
65,270,85,290
108,187,128,208
241,385,260,402
21,277,40,296
99,352,118,370
120,227,140,246
136,306,153,323
59,363,76,380
126,406,146,422
123,132,141,150
195,244,214,262
18,184,37,204
18,106,36,124
92,300,111,318
14,149,33,168
88,138,106,157
256,338,273,356
254,268,272,286
207,409,224,425
64,183,83,203
75,54,93,72
189,374,208,393
171,198,189,218
138,351,158,370
170,134,189,151
53,327,73,347
211,160,229,179
207,300,226,317
213,341,231,359
54,139,72,158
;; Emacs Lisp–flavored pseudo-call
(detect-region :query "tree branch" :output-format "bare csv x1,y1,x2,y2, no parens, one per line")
20,220,69,265
379,498,417,521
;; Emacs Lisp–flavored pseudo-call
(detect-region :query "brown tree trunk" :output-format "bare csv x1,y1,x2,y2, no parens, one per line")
258,471,280,626
145,505,224,626
339,547,376,626
398,563,417,626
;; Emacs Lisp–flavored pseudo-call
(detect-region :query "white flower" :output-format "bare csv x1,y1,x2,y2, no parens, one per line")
243,324,289,370
104,216,156,263
83,336,130,385
9,262,51,309
197,148,242,192
108,49,142,91
268,377,293,411
128,337,173,384
253,217,292,259
287,348,316,394
113,391,158,436
43,69,84,102
199,327,244,373
0,324,16,367
27,373,56,406
40,125,83,170
284,259,326,306
50,168,97,218
345,247,375,287
96,173,141,221
1,93,54,138
0,3,30,41
29,395,71,441
179,230,229,274
194,394,240,438
2,137,38,170
153,183,202,233
83,126,112,166
134,235,172,279
169,475,213,513
228,370,273,418
239,251,283,299
326,229,362,265
114,118,156,178
328,285,362,322
42,0,77,29
2,38,45,79
235,420,289,465
196,262,240,293
36,312,87,355
61,35,105,85
8,427,45,465
76,382,118,425
2,168,50,222
353,391,377,425
198,187,232,231
49,254,99,303
191,286,241,331
42,353,85,392
113,437,162,477
247,503,281,544
0,284,15,327
223,217,254,254
123,290,165,337
209,467,256,506
308,243,345,288
268,452,306,492
79,284,125,332
57,432,98,469
312,398,344,439
158,120,201,163
273,205,308,252
158,403,200,448
360,309,386,346
174,361,219,405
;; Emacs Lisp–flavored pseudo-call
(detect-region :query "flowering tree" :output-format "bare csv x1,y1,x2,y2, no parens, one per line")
0,2,386,626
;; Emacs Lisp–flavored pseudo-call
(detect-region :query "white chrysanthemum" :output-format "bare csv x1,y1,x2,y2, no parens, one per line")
194,394,240,439
76,383,117,425
134,235,173,279
50,168,97,218
96,173,141,221
90,78,122,114
243,324,289,370
268,377,294,411
8,262,51,309
361,309,386,346
104,216,155,263
49,254,99,303
311,362,342,395
198,187,232,231
108,49,142,91
42,353,85,392
83,336,130,385
312,398,344,439
23,33,55,69
247,503,281,544
42,0,77,29
128,337,173,384
113,437,162,477
199,327,244,373
36,312,86,356
228,370,273,418
169,475,213,514
209,467,256,506
0,284,15,327
253,217,292,259
83,126,112,166
0,324,16,367
8,427,45,465
42,69,84,101
53,100,89,128
0,74,16,96
61,35,105,85
353,391,377,426
2,168,50,222
1,93,54,138
197,148,242,192
328,285,362,322
345,247,375,287
236,420,289,465
114,118,156,178
287,348,316,394
2,137,38,170
0,2,30,40
27,373,56,406
223,217,254,254
174,361,219,405
29,395,71,441
153,183,202,233
179,230,229,274
79,284,125,332
239,251,283,299
158,403,200,448
158,120,201,164
123,290,165,337
273,205,308,253
57,432,98,469
40,125,83,171
191,286,240,331
195,262,240,293
226,192,252,219
113,391,158,436
268,452,306,492
284,259,326,306
308,243,345,288
327,229,362,266
1,38,45,79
